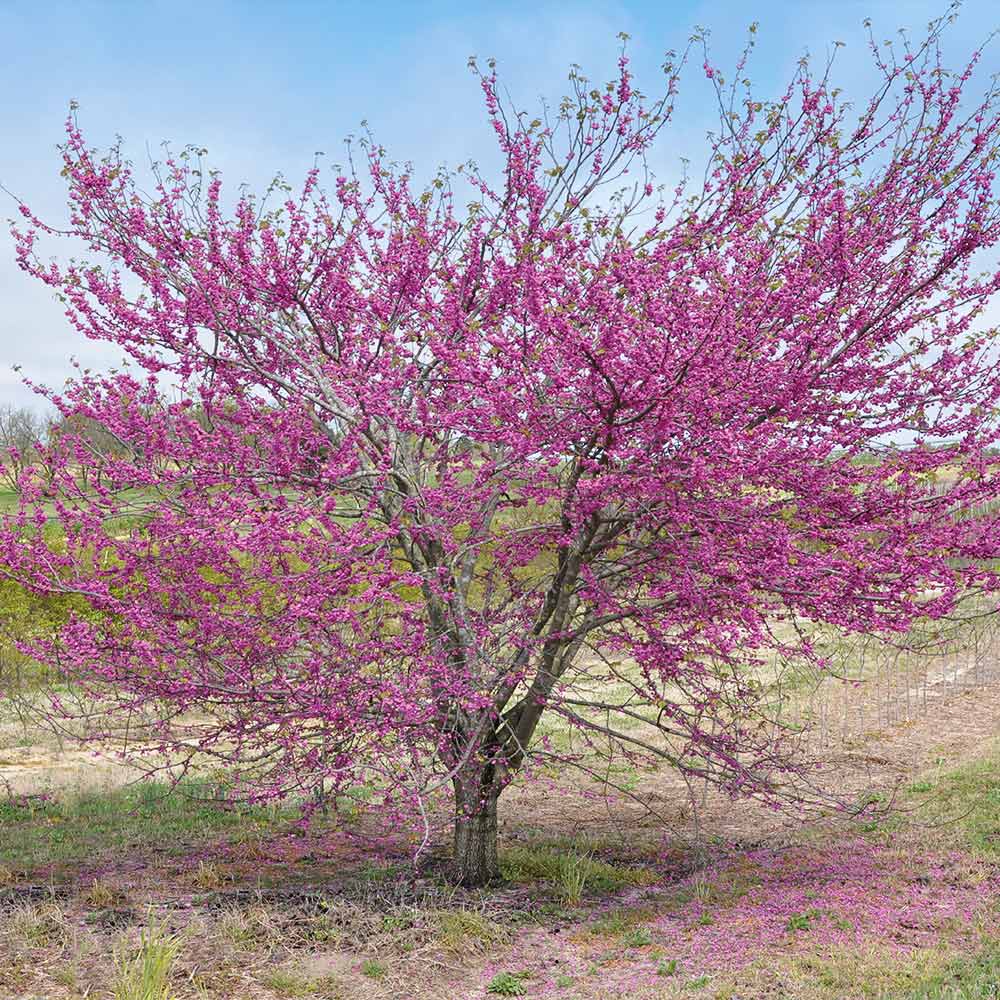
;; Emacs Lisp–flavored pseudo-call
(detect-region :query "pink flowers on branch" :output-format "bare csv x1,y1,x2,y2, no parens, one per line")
4,20,1000,886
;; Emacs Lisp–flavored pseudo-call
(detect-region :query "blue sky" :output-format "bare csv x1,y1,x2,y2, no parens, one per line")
2,0,997,409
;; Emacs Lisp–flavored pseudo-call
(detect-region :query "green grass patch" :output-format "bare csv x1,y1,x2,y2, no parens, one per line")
434,909,510,953
718,940,1000,1000
907,743,1000,857
906,942,1000,998
0,488,21,515
588,905,657,938
112,923,181,1000
500,843,653,900
486,971,529,996
0,778,295,870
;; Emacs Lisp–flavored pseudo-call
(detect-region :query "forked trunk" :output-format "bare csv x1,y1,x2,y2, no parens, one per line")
452,774,500,887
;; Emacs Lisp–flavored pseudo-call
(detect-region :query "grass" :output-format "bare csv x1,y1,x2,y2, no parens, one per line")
906,742,1000,857
259,968,342,998
112,923,181,1000
785,908,823,933
500,843,652,901
216,905,280,949
721,940,1000,1000
435,908,510,953
360,957,387,979
588,905,657,938
0,778,296,870
907,943,1000,998
0,488,20,514
83,877,129,908
8,901,70,947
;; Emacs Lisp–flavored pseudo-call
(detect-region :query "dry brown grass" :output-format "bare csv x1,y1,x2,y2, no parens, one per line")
82,876,130,909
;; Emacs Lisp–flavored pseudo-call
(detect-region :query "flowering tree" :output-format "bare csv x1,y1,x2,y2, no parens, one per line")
4,17,1000,886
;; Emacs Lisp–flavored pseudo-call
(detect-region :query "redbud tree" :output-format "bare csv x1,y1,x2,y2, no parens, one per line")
4,16,1000,885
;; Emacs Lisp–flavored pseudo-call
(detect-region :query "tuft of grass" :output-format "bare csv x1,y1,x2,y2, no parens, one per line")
435,909,509,953
360,958,387,979
259,968,342,997
8,901,70,947
486,971,528,996
51,963,81,989
215,905,280,949
83,876,128,908
192,861,224,890
112,923,182,1000
501,844,652,900
260,969,313,997
556,851,592,905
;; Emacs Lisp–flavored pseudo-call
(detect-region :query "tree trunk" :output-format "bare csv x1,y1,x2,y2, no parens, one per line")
452,774,500,887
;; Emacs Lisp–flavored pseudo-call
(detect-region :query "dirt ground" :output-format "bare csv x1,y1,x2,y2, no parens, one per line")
500,666,1000,848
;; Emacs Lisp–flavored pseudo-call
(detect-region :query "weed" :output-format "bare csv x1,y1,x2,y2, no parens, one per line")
658,958,679,977
622,926,654,948
487,971,528,996
361,958,387,979
305,911,343,945
785,908,823,933
381,913,414,932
